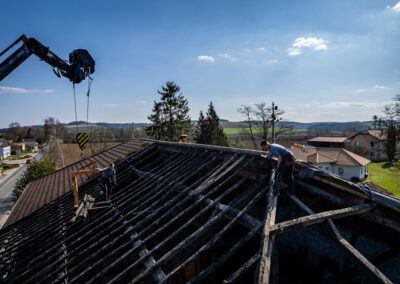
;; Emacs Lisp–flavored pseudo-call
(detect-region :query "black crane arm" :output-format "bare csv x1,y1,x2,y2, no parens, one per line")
0,35,95,84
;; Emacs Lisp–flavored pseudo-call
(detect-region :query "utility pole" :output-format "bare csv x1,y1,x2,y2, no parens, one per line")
131,122,135,140
271,102,278,144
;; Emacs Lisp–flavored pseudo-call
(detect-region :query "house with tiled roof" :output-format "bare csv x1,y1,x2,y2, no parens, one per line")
307,136,348,148
1,139,399,283
345,130,388,161
291,145,371,181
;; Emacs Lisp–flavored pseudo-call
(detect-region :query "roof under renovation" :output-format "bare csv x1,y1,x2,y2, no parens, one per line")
3,139,153,228
0,139,399,283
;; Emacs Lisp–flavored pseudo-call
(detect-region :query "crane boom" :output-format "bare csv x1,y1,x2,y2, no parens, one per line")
0,34,95,83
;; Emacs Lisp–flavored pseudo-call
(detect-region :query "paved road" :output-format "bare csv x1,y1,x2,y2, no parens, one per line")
0,141,55,226
0,164,26,215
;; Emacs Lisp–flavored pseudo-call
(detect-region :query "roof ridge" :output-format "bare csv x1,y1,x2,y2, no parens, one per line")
341,148,369,165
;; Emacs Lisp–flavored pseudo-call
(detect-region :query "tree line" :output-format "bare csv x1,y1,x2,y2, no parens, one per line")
145,81,230,146
378,95,400,162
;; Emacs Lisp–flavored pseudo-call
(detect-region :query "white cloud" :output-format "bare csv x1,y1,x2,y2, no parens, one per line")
287,47,302,56
256,47,266,52
388,2,400,13
268,59,278,64
319,101,388,109
287,37,328,56
0,86,54,94
374,85,385,89
354,89,366,93
219,53,238,62
197,55,215,63
104,104,118,107
138,100,146,104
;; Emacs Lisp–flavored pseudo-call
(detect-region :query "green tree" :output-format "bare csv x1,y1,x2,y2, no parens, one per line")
194,111,208,144
12,159,56,202
384,95,400,160
384,120,397,162
194,102,229,146
145,81,191,141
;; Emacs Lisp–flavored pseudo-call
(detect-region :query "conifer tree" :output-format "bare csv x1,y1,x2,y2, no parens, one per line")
194,102,229,146
146,82,191,141
194,111,208,144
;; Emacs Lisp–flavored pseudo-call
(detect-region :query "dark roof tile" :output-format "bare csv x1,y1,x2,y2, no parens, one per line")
3,139,153,228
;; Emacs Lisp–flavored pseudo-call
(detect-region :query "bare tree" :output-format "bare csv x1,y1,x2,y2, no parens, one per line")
253,102,271,141
237,105,257,149
85,128,113,156
238,102,292,149
6,122,23,141
55,119,66,140
274,120,294,141
44,117,56,142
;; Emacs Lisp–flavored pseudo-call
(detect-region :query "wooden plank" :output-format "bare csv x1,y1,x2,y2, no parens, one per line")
225,253,260,283
164,181,267,283
270,203,375,235
327,219,393,284
286,194,393,284
71,201,85,223
138,246,166,282
193,154,244,194
189,224,262,284
296,180,400,234
131,170,266,283
256,168,277,284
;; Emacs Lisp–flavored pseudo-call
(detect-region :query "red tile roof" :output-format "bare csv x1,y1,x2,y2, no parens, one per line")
346,130,386,141
307,137,348,143
290,145,371,166
3,139,153,228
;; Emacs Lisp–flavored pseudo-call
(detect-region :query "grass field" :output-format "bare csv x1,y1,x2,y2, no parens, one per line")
367,161,400,198
222,127,304,135
49,143,120,169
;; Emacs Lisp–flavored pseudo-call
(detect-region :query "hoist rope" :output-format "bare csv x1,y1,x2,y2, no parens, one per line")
86,77,92,131
73,83,78,135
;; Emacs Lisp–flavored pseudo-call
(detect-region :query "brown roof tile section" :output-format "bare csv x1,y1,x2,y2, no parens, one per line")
3,139,153,228
308,137,348,143
346,130,386,141
290,145,371,166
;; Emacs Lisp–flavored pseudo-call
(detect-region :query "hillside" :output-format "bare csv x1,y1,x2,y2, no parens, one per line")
0,120,373,133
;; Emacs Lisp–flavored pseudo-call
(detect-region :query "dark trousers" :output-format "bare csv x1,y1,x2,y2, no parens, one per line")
101,177,113,200
275,163,295,194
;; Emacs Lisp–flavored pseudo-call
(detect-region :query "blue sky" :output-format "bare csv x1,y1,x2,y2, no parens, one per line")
1,0,399,128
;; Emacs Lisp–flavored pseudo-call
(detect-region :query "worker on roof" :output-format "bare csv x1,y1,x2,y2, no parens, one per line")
99,163,117,201
261,140,296,194
179,134,188,143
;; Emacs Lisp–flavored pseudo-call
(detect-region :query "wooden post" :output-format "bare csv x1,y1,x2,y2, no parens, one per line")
72,176,79,208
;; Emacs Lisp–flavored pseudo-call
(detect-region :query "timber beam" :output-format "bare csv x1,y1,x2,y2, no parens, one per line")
286,194,393,284
270,203,375,235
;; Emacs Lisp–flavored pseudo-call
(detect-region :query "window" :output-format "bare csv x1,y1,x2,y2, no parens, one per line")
355,140,359,147
370,152,375,157
338,168,344,175
370,141,375,148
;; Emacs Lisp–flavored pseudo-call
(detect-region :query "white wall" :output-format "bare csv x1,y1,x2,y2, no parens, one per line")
0,146,11,159
315,162,367,181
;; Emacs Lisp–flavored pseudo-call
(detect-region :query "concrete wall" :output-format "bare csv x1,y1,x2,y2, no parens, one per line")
0,146,11,159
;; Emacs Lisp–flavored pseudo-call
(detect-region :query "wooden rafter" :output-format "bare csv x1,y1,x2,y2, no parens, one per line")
270,203,375,235
286,193,393,284
255,168,277,284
